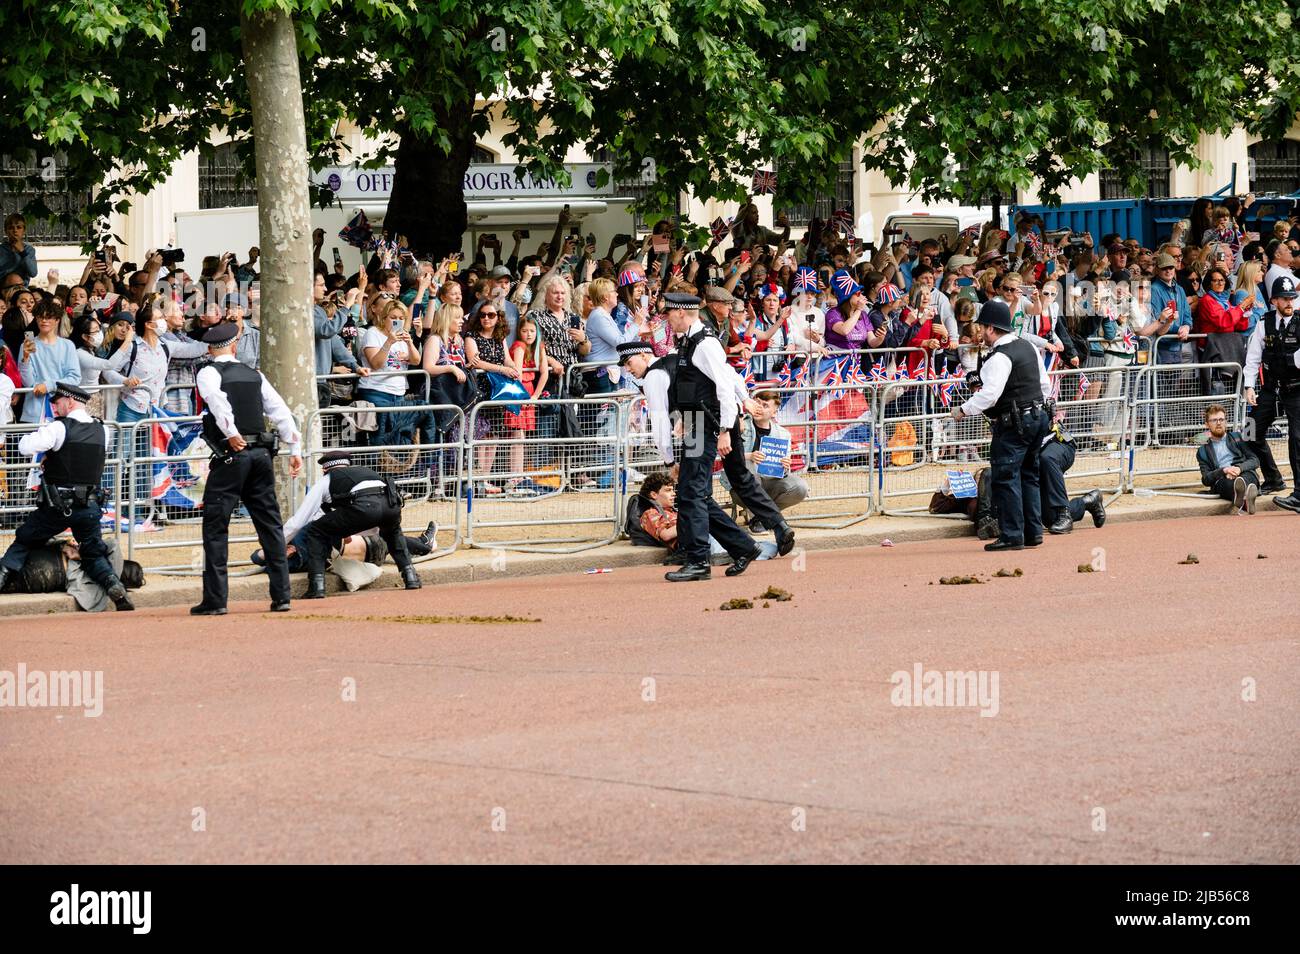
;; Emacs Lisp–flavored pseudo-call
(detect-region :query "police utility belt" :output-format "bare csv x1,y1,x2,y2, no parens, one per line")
205,430,280,462
41,483,104,513
989,401,1046,433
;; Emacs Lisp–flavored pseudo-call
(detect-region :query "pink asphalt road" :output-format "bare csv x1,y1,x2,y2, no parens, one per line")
1,512,1296,864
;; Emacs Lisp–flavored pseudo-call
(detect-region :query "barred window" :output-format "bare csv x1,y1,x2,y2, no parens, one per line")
1099,145,1171,199
1248,139,1300,196
0,154,92,244
472,144,496,163
775,159,855,228
198,141,258,209
593,147,682,233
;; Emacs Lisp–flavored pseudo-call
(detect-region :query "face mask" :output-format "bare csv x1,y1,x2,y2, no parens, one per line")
153,318,168,335
89,331,104,347
520,287,533,306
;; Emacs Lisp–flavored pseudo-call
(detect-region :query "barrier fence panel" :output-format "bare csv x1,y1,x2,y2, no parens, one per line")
304,403,464,563
124,415,278,575
877,377,990,514
465,395,628,553
314,370,434,450
741,383,875,529
1128,362,1244,494
1046,366,1129,501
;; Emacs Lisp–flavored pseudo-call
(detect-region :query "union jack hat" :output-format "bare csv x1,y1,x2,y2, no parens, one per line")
756,282,786,301
793,266,820,293
830,268,861,304
876,282,904,305
617,267,645,287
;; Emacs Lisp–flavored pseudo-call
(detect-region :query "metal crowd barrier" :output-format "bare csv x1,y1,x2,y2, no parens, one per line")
303,402,464,562
1127,362,1246,495
463,395,630,553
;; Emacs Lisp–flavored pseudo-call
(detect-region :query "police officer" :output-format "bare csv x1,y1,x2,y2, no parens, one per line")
619,298,761,581
0,382,134,609
284,450,422,598
192,321,302,615
950,300,1052,551
1037,421,1106,534
1243,274,1300,511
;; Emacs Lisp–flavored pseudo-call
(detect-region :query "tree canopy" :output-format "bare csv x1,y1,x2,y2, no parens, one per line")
1,0,1298,253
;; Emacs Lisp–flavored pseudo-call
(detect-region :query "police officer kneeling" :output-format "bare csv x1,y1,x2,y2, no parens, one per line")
0,382,134,609
1243,274,1300,511
286,450,422,598
951,300,1052,551
193,321,302,615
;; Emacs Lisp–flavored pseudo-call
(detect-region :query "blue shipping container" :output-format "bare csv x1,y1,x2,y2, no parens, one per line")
1010,199,1146,249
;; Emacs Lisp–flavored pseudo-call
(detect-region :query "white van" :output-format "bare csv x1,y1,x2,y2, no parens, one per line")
879,206,991,248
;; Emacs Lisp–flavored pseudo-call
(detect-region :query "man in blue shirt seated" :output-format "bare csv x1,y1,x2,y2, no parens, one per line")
1195,403,1260,514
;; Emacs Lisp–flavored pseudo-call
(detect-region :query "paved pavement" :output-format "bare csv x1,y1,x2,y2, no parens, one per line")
1,511,1297,863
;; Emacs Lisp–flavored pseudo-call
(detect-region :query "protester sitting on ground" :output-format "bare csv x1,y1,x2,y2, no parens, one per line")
629,473,777,565
1196,404,1260,514
720,389,808,531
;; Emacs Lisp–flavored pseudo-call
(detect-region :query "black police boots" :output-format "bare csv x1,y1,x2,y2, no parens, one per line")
1081,489,1106,527
401,565,422,590
303,573,328,599
106,580,135,611
665,563,711,582
1048,509,1074,535
725,548,763,577
772,520,795,557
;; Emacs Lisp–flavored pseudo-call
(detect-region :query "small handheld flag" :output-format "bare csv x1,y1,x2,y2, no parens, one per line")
752,169,777,195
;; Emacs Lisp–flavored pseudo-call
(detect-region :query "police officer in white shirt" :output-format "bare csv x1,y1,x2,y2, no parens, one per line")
951,300,1052,551
617,297,761,581
191,322,302,615
0,381,134,609
1242,274,1300,511
283,449,422,598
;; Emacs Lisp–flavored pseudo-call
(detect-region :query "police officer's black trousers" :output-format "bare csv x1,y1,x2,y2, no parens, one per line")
201,447,289,608
720,419,783,529
1038,439,1086,524
989,407,1049,544
1,503,117,588
1245,388,1300,492
300,495,414,576
678,414,755,565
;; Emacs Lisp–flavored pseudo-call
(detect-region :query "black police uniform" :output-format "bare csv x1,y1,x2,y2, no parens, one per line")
300,462,420,595
1037,424,1105,531
198,360,291,612
0,410,131,608
977,336,1050,547
657,331,757,570
1244,307,1300,496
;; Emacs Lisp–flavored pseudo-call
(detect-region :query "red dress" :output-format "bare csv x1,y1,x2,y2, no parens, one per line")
505,341,538,430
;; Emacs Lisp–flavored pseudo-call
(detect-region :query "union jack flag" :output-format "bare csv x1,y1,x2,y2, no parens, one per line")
1122,329,1136,351
930,368,967,407
831,208,854,232
742,366,756,390
869,360,892,383
959,224,982,240
1076,373,1091,402
338,209,373,250
710,216,735,242
1023,230,1043,254
777,359,809,387
751,169,777,195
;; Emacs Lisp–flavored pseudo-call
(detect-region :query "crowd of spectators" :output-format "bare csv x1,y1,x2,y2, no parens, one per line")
6,191,1299,515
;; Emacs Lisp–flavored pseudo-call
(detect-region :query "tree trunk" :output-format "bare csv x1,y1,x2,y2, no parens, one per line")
991,191,1003,230
240,7,317,506
384,100,476,258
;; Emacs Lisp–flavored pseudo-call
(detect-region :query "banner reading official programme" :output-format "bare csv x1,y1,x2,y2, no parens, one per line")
314,163,615,202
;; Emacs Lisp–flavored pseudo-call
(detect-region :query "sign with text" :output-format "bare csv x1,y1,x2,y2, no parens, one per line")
314,164,615,202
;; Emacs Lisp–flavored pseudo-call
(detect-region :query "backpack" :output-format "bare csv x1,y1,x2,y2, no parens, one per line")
124,338,169,377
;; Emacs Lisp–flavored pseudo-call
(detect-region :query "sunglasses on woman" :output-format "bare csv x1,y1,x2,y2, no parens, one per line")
480,310,498,318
